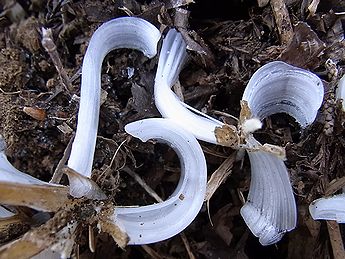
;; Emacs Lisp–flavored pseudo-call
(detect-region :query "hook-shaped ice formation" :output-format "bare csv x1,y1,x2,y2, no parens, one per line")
154,30,324,245
68,17,161,177
111,118,207,244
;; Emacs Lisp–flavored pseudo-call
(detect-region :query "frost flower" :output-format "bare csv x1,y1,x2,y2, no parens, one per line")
154,29,324,245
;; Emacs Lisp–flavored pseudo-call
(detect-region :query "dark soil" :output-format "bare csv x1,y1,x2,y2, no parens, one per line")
1,0,345,258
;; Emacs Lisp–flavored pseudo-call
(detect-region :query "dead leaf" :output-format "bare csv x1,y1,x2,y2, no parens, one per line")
279,22,326,69
212,203,238,246
130,82,156,116
215,125,239,148
239,100,252,124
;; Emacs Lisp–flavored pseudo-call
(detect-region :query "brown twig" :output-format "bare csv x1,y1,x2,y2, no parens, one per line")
141,245,162,259
180,232,196,259
326,221,345,259
123,166,196,258
122,167,163,203
41,28,73,92
205,152,236,201
50,134,74,184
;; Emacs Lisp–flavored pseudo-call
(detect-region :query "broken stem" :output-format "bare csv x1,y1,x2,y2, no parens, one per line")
326,221,345,259
50,134,74,184
41,28,73,92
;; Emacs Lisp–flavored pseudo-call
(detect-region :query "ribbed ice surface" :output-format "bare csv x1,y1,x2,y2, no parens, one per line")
241,61,324,245
116,118,207,244
154,29,223,144
240,138,297,245
243,61,324,127
68,17,161,177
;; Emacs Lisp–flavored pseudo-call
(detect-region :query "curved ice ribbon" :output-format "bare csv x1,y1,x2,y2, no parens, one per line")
154,29,324,245
113,118,207,244
67,17,161,177
240,61,324,245
65,17,207,244
154,29,223,144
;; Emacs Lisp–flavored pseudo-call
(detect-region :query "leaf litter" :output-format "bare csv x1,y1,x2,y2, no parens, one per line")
0,0,345,258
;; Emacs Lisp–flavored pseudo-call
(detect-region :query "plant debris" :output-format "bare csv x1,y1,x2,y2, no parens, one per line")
0,0,345,258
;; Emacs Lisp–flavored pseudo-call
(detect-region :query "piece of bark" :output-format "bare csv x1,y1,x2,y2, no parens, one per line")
270,0,294,45
258,0,269,7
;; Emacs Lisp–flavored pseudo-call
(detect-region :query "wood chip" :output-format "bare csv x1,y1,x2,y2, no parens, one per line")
270,0,294,45
23,107,46,121
325,176,345,196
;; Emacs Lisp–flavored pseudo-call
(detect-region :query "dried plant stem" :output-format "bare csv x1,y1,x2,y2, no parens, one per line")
0,182,69,212
205,152,236,201
180,232,196,259
122,167,163,202
123,166,195,258
88,225,96,253
325,176,345,196
0,88,21,95
270,0,293,45
97,139,127,182
326,221,345,259
41,28,73,92
50,134,74,184
141,245,162,259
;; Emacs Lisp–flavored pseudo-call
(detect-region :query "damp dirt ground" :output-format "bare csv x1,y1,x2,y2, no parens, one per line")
0,0,345,258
